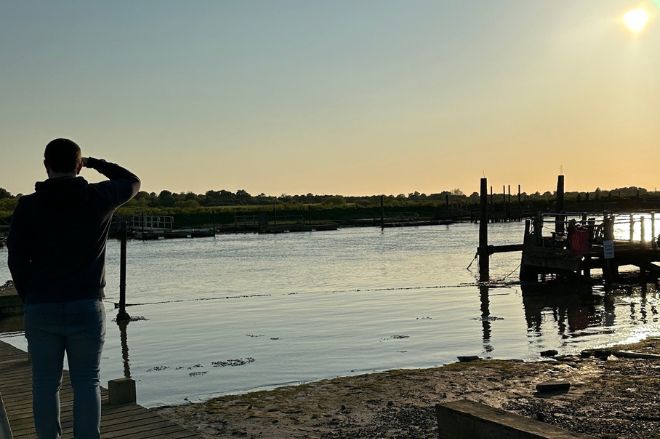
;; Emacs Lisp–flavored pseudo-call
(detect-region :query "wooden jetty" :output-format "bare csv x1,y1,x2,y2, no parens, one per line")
111,216,215,240
519,212,660,282
0,341,201,439
477,176,660,283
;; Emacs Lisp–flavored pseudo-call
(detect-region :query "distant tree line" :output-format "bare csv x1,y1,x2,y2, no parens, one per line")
1,185,659,224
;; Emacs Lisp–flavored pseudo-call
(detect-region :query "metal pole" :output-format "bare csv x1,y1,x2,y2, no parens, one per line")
117,220,130,323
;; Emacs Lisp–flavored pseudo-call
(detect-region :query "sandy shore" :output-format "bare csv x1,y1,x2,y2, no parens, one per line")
156,337,659,438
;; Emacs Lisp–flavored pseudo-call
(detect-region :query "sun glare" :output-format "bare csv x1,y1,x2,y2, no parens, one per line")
623,8,649,33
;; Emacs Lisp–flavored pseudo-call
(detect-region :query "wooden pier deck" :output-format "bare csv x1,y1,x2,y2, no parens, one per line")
0,341,200,439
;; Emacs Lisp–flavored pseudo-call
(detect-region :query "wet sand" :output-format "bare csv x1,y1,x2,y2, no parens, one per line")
157,337,659,438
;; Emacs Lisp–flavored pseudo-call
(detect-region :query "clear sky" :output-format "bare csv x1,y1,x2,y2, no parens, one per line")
1,1,658,196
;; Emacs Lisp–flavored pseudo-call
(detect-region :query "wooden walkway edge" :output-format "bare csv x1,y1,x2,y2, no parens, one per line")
0,340,201,439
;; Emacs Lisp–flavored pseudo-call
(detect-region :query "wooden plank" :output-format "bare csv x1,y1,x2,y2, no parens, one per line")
0,341,201,439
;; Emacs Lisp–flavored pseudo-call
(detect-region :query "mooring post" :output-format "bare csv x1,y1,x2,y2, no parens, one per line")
109,219,137,405
603,214,617,282
652,212,656,249
478,178,489,281
555,175,565,235
380,195,385,229
629,214,634,242
534,213,542,246
117,220,130,323
640,216,646,244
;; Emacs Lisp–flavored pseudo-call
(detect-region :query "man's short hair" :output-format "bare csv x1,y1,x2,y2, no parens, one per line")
44,138,82,173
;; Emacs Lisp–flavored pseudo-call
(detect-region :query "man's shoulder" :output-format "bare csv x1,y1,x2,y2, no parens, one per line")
14,193,36,208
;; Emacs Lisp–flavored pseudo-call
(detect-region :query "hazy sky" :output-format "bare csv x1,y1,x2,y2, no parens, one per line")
1,1,658,196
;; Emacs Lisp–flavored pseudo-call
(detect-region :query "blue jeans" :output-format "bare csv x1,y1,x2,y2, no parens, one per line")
25,299,106,439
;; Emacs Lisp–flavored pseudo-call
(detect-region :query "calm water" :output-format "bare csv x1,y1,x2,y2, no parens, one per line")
1,222,658,407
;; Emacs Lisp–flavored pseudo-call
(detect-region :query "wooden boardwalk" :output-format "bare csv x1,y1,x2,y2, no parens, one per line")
0,341,201,439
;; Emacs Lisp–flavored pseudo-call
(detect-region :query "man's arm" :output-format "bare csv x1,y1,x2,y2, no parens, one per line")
7,199,30,302
84,157,141,207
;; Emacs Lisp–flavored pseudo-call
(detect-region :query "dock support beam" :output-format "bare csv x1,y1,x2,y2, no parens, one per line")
603,215,617,282
629,214,635,242
652,212,657,249
555,175,565,235
479,178,489,281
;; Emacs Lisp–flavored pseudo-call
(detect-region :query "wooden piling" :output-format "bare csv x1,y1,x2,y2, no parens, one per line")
380,195,385,229
629,214,634,242
603,215,617,282
117,221,130,323
506,185,511,221
479,178,489,281
555,175,565,235
652,212,656,249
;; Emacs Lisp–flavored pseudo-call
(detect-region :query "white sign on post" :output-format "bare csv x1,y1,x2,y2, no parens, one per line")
603,240,615,259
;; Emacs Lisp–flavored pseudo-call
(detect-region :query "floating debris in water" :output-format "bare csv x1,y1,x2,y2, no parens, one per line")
111,315,149,323
187,364,204,370
212,358,256,367
146,365,169,372
471,316,504,322
270,337,280,341
246,334,264,338
189,371,207,377
416,316,433,320
380,335,410,341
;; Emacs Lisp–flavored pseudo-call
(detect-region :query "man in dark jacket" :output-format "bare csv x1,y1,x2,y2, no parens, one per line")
8,138,140,439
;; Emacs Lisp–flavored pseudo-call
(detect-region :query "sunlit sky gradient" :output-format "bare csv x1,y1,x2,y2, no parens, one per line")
1,1,658,196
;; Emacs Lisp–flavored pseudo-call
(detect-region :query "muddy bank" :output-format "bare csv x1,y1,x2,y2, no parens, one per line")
157,338,660,438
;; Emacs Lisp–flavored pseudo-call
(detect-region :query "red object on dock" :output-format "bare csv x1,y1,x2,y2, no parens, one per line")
569,227,590,256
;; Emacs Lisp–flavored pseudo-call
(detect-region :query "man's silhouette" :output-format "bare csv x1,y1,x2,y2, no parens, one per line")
8,138,140,439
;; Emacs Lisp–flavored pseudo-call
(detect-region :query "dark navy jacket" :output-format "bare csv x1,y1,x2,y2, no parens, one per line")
7,158,140,303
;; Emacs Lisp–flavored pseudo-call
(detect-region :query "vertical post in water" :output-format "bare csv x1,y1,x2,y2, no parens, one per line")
502,185,505,223
629,214,634,242
507,184,511,221
479,178,489,282
380,195,385,229
640,216,646,244
555,175,565,235
603,214,617,282
652,212,656,249
117,220,130,323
